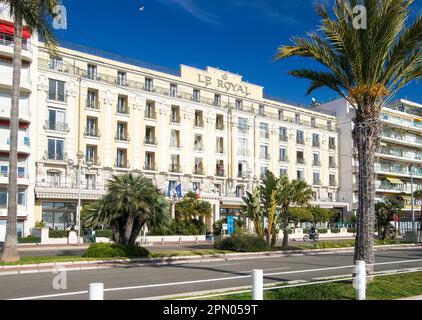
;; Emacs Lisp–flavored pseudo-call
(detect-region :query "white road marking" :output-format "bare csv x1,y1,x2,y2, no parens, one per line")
201,263,241,268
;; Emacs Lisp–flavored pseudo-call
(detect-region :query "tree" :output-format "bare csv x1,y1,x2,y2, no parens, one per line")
375,195,404,240
310,206,336,224
240,187,263,239
278,177,313,249
259,170,281,246
83,174,170,245
175,191,211,222
275,0,421,274
414,190,422,230
289,207,313,226
1,0,58,263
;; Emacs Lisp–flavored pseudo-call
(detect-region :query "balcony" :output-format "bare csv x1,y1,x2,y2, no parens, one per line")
313,160,322,166
312,141,321,148
0,136,31,154
260,154,271,161
279,135,288,142
194,144,204,152
377,148,422,163
43,151,66,162
260,132,270,140
215,122,224,131
144,137,157,145
216,148,225,155
170,141,181,149
84,127,101,138
145,110,157,120
115,160,130,169
44,121,70,133
216,169,225,177
381,112,422,132
194,119,204,128
296,158,305,165
238,126,249,135
329,162,337,169
35,182,108,201
169,164,182,173
115,134,130,142
193,167,205,175
238,150,251,157
313,180,322,186
85,158,101,166
86,100,100,110
47,92,66,103
0,38,32,62
279,156,288,163
116,106,130,115
329,180,338,187
143,163,157,171
329,144,336,150
296,139,305,145
170,115,180,124
381,130,422,147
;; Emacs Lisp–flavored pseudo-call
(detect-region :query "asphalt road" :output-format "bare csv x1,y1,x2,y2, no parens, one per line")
1,248,421,300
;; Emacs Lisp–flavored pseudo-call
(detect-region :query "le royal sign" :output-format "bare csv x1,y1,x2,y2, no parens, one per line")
197,73,252,96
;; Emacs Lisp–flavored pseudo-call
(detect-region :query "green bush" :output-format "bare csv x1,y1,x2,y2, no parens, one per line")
49,230,70,238
150,219,206,236
330,228,341,233
317,228,328,234
18,236,41,243
348,228,356,233
214,233,270,252
95,229,113,238
82,243,149,258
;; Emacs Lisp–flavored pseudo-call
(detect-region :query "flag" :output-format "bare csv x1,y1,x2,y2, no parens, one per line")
175,183,182,199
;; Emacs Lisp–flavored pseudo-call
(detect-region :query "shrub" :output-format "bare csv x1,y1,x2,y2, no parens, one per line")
49,230,70,238
95,229,113,238
150,219,206,235
34,221,46,228
214,233,270,252
317,228,328,234
18,236,41,244
330,228,341,233
348,228,356,233
82,243,150,258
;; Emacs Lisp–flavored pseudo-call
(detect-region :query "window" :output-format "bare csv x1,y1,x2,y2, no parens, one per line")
87,90,98,109
87,64,97,79
48,108,66,132
47,138,64,160
278,110,283,121
238,118,248,134
280,168,287,177
116,123,127,141
194,134,203,151
329,156,336,168
41,202,76,231
237,138,249,157
329,137,336,150
214,94,221,106
0,188,26,206
170,84,177,97
85,117,98,137
279,127,287,141
193,89,200,102
145,78,153,91
1,165,7,177
49,56,63,71
260,166,268,180
18,167,25,178
216,114,224,130
170,155,180,172
17,189,25,206
144,152,155,170
117,96,128,114
295,113,300,125
236,99,243,110
297,170,304,181
116,149,127,168
313,153,320,166
48,79,65,102
235,185,245,198
170,130,180,148
86,145,96,164
327,121,332,131
313,172,321,185
237,162,247,178
329,174,336,186
311,117,316,128
260,123,269,139
194,158,204,175
216,137,224,154
296,151,304,164
117,71,127,85
260,145,269,160
279,147,287,162
85,174,96,190
193,182,201,192
145,101,156,119
145,126,156,144
0,188,7,206
312,133,320,147
47,171,61,187
259,105,265,115
194,110,204,127
296,130,304,144
170,105,180,123
216,160,225,176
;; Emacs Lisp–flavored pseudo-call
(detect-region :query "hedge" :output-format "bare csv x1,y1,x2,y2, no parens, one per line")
82,243,150,258
95,229,113,239
214,233,270,252
18,236,41,244
49,230,70,238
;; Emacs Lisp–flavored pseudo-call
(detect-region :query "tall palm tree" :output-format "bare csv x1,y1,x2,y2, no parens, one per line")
278,177,313,249
260,170,281,246
240,187,263,239
275,0,421,273
1,0,58,263
83,174,170,245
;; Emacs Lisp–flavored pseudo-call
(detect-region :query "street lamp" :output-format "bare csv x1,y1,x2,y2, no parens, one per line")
409,163,416,233
68,151,86,245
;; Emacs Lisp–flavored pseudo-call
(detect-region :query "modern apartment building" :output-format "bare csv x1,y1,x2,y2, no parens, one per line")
0,5,37,238
318,98,422,221
30,42,350,234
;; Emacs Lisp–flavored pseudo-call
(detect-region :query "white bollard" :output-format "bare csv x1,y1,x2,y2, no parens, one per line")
179,237,182,244
355,260,366,300
161,237,165,245
252,269,264,300
89,283,104,300
211,236,214,244
195,236,199,244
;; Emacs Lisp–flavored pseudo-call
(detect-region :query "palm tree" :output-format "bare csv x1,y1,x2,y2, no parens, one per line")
275,0,421,273
240,187,263,239
260,170,281,246
414,190,422,231
375,195,404,240
83,174,170,245
278,177,313,249
1,0,58,263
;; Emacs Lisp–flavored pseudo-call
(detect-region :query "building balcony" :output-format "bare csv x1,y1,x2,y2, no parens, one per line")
143,163,157,171
381,131,422,148
312,142,321,148
0,105,31,123
85,158,101,166
84,127,101,138
279,135,288,142
313,160,322,166
238,150,251,157
169,164,182,173
329,181,338,187
44,121,70,133
260,154,271,161
170,116,181,124
144,137,157,145
329,163,337,169
377,149,422,163
381,112,422,132
215,123,224,131
114,160,130,169
296,139,305,145
238,127,249,135
34,182,107,201
260,133,270,140
0,38,32,62
47,93,66,103
86,100,100,110
145,110,157,120
0,171,30,185
116,106,130,115
313,180,322,186
0,68,32,93
296,158,305,165
194,119,204,128
215,169,225,177
43,151,67,162
0,136,31,154
194,144,205,152
329,144,336,150
193,167,205,175
115,134,130,143
279,156,288,163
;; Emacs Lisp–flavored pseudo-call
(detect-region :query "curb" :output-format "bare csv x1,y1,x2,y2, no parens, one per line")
0,243,419,276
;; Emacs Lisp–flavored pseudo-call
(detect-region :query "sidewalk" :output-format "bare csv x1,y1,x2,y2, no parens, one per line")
397,295,422,300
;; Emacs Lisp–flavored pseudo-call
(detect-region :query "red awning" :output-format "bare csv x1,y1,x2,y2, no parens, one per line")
0,20,30,39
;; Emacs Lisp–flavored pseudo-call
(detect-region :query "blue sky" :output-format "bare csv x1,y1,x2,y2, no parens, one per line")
56,0,421,106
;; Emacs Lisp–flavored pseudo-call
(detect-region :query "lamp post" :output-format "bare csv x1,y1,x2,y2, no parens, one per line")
68,151,86,245
409,163,416,233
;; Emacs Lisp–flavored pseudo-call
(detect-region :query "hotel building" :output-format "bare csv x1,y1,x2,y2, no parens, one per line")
31,42,350,234
319,98,422,221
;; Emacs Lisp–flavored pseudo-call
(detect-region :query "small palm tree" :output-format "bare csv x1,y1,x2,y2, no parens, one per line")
260,170,281,246
275,0,421,273
414,190,422,230
84,174,170,245
278,177,313,249
1,0,58,263
241,187,263,239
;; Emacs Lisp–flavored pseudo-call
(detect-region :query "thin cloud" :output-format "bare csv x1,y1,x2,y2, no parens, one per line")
156,0,224,27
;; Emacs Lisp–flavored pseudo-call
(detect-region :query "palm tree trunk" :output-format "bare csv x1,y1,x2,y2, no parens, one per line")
1,12,22,263
123,213,135,245
281,224,289,249
353,110,381,277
